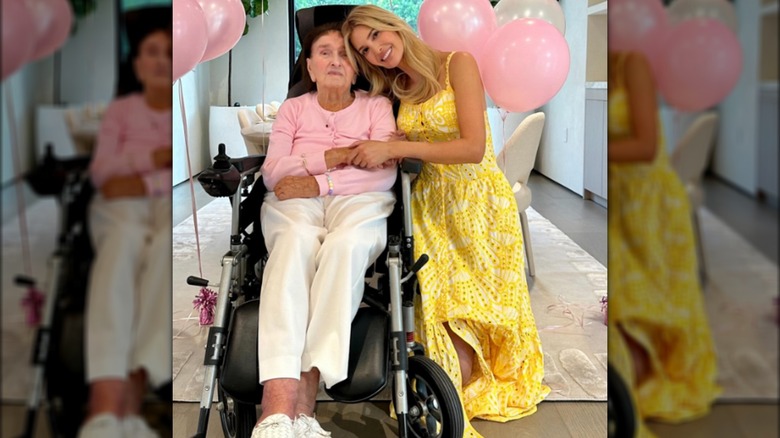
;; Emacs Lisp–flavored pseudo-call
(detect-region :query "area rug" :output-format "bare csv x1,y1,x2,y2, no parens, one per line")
697,208,778,401
170,198,609,402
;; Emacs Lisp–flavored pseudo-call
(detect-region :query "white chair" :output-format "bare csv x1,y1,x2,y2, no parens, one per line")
670,111,719,283
496,112,546,277
236,108,270,155
63,104,105,156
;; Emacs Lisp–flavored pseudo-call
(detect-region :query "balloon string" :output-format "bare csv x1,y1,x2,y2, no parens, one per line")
4,83,33,277
177,78,204,278
260,7,266,118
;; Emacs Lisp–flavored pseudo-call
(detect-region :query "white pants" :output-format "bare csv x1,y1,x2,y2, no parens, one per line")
84,195,172,387
258,192,395,388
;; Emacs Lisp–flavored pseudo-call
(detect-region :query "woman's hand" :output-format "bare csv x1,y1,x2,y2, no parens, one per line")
101,175,146,199
275,175,319,200
152,147,172,169
350,140,395,169
324,146,357,170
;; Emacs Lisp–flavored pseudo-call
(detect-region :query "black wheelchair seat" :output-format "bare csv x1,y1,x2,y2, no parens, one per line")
220,301,389,405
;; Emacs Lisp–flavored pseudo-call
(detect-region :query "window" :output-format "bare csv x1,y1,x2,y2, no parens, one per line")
292,0,423,61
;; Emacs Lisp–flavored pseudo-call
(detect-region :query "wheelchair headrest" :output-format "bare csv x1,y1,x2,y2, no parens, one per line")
287,5,370,99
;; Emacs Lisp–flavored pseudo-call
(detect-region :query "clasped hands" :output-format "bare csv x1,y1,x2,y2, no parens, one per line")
275,132,404,201
100,147,172,199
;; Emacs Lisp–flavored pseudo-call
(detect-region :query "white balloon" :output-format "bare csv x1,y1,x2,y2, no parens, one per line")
494,0,565,35
667,0,737,33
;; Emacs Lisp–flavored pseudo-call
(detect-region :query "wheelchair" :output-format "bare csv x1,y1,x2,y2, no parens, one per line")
13,145,173,438
187,140,465,438
13,145,94,438
608,364,637,438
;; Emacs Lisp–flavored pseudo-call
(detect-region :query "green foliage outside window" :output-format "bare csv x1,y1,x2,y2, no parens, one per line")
293,0,423,59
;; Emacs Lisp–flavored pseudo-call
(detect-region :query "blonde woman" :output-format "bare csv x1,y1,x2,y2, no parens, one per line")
342,5,549,436
607,50,719,436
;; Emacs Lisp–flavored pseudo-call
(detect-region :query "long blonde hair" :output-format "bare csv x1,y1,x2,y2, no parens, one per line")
342,5,441,104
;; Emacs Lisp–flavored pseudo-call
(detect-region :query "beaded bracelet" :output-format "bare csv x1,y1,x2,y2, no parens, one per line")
325,171,334,196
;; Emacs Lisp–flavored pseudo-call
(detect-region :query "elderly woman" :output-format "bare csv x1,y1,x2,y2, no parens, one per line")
79,18,171,438
252,23,397,438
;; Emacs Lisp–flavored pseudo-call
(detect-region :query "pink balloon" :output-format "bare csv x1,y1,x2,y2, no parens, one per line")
609,0,670,76
2,0,37,80
418,0,497,57
479,18,570,113
196,0,246,63
27,0,74,62
173,0,209,83
656,19,742,111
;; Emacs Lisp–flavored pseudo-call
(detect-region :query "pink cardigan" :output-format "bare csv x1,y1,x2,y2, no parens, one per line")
261,91,397,196
89,93,171,197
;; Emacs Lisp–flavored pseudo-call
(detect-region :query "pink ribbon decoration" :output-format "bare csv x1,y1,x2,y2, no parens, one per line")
193,287,217,326
21,286,45,327
540,295,606,333
600,295,608,326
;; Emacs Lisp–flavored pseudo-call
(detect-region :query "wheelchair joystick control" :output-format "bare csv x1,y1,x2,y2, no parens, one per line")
212,144,232,170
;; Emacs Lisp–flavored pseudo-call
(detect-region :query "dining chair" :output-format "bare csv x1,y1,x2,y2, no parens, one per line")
670,111,719,284
496,112,546,277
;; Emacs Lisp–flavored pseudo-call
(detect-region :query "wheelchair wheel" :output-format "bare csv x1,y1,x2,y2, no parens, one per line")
403,356,464,438
607,364,637,438
218,384,257,438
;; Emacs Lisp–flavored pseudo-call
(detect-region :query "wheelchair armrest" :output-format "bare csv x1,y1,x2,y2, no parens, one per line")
197,165,241,198
229,154,266,176
199,145,266,198
400,158,422,175
25,154,92,196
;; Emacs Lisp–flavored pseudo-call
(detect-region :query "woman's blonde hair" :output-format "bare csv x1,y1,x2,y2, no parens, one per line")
342,5,441,104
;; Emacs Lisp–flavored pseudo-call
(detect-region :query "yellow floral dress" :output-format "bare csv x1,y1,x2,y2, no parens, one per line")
397,53,549,437
608,53,720,436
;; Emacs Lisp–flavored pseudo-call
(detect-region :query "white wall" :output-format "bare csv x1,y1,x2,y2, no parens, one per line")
714,1,761,194
173,64,212,185
59,0,117,104
537,0,587,196
209,7,290,107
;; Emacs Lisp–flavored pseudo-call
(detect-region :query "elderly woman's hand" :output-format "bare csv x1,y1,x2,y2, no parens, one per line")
324,146,358,170
275,175,320,200
101,175,146,199
350,140,395,169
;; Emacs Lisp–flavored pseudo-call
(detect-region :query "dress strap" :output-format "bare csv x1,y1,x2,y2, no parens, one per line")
444,52,456,89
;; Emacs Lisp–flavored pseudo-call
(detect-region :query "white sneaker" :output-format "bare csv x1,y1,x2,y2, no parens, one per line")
293,414,332,437
77,413,123,438
251,414,295,438
122,415,159,438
